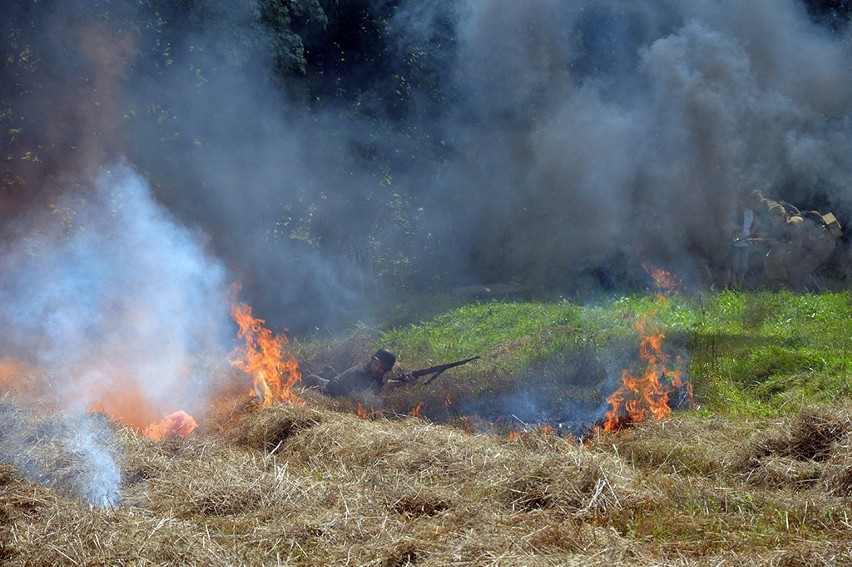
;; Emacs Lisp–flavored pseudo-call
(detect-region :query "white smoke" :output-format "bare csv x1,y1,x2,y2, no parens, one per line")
0,159,233,504
65,414,123,508
1,160,232,417
0,401,123,508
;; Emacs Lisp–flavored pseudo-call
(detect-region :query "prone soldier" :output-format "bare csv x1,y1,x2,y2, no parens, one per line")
300,348,399,398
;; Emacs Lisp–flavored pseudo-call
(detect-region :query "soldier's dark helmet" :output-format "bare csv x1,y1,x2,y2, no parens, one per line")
372,349,396,371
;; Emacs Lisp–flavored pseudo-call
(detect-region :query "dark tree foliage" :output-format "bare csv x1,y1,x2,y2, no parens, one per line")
802,0,852,31
293,0,400,112
0,0,324,197
289,0,456,125
0,0,144,217
274,0,463,290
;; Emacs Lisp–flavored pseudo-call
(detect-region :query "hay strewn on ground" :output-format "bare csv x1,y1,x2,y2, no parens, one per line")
2,396,852,566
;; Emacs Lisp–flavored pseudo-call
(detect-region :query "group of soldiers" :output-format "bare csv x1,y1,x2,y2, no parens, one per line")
721,189,843,292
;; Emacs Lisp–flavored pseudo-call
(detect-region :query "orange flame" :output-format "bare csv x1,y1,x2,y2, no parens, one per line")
507,429,522,441
410,401,424,417
356,403,377,419
642,260,681,294
0,358,27,386
144,410,198,440
603,265,693,431
229,288,302,407
450,416,472,433
445,393,453,407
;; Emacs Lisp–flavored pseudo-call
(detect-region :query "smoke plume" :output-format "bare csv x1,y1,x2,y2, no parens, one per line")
5,0,850,330
0,160,231,424
428,0,852,288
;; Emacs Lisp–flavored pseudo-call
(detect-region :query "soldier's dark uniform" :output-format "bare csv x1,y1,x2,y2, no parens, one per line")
322,363,382,397
300,349,396,398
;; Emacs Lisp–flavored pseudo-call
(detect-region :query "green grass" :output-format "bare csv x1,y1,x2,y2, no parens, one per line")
298,290,852,422
687,291,851,414
381,300,585,373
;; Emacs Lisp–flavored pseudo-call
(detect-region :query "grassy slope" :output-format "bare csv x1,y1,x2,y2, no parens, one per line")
335,290,851,424
1,290,851,565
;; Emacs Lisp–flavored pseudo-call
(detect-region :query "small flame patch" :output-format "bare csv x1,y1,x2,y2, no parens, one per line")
229,285,302,407
602,265,694,431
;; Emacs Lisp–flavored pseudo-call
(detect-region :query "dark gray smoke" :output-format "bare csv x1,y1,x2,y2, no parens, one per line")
167,0,851,305
2,0,851,333
169,0,851,320
426,0,852,287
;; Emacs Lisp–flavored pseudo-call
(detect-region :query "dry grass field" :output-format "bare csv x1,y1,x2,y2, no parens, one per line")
2,391,852,566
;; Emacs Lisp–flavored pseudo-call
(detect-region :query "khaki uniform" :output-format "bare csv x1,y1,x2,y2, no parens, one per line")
762,216,803,290
791,217,837,289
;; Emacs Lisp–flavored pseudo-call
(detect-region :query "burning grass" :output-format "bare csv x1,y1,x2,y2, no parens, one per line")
3,395,852,565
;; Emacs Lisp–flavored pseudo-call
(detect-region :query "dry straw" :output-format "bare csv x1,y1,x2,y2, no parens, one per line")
2,395,852,565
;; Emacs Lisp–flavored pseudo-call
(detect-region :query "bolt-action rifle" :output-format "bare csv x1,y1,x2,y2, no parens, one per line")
395,356,480,385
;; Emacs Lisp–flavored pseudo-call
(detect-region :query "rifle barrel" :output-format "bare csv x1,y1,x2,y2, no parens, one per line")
406,356,480,384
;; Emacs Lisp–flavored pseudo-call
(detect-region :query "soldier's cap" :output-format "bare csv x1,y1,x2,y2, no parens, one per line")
372,348,396,371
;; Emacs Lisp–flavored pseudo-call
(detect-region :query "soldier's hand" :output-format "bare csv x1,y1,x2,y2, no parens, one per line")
386,374,414,387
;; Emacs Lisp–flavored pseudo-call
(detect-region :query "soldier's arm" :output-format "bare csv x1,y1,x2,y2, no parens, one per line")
324,366,358,397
